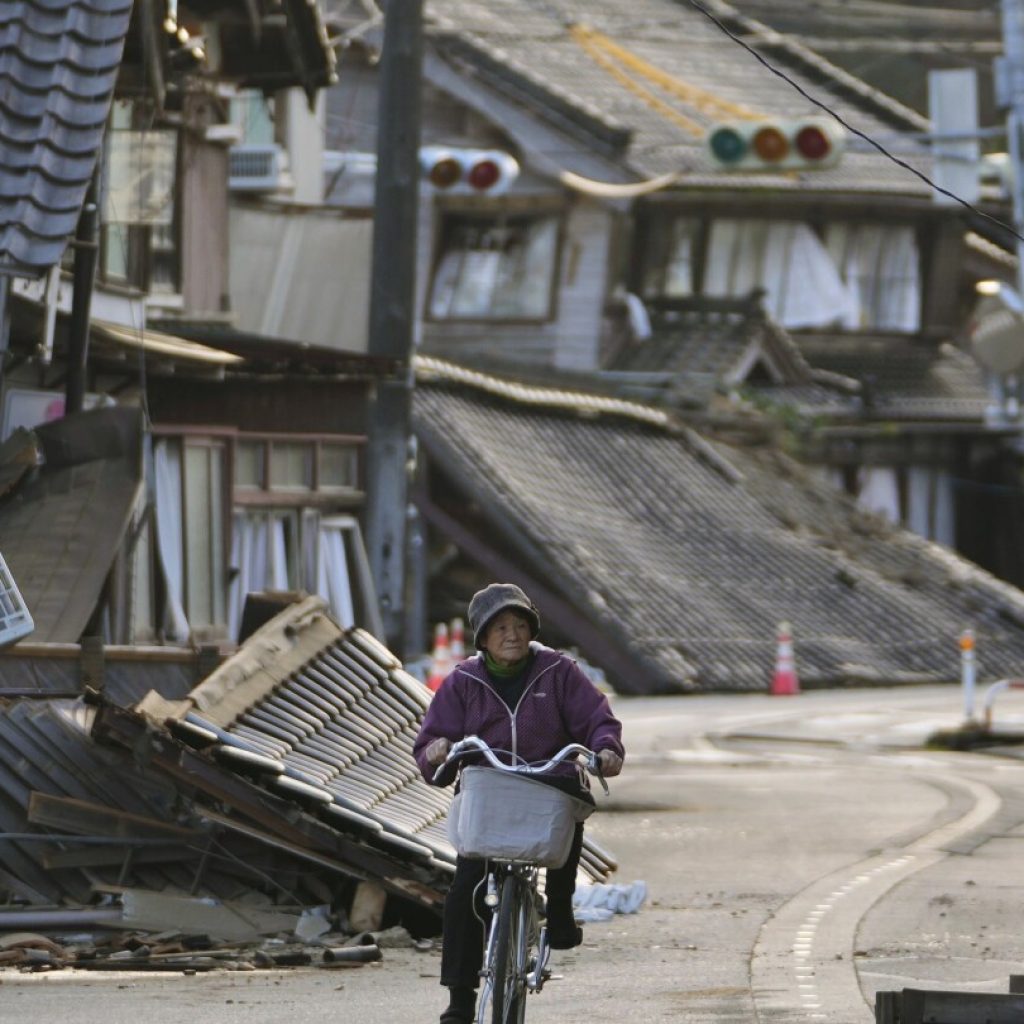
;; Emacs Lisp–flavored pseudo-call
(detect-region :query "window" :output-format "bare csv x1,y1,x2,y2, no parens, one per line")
642,217,700,298
639,214,921,332
149,437,228,642
704,220,853,328
428,213,560,320
227,510,379,641
100,100,180,292
233,436,362,496
139,431,371,646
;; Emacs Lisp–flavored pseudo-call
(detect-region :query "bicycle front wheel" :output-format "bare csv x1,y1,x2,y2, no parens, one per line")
491,873,528,1024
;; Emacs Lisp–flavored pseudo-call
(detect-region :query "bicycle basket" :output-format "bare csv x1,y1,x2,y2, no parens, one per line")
447,766,593,868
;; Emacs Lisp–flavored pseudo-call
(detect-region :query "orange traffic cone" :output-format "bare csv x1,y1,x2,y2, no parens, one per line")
770,621,800,696
450,617,466,663
426,622,451,692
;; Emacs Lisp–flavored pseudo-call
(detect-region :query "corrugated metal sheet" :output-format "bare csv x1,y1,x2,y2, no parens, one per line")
413,360,1024,693
0,0,132,277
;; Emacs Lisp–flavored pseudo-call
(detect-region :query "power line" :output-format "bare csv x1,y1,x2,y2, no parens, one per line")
685,0,1024,244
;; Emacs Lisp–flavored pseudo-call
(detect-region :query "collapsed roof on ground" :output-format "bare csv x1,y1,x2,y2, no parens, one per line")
413,357,1024,694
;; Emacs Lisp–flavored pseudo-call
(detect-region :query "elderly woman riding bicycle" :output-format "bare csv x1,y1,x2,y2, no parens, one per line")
414,583,625,1024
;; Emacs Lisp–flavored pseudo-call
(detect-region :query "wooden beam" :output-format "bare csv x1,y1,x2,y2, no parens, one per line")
40,843,194,870
27,792,200,840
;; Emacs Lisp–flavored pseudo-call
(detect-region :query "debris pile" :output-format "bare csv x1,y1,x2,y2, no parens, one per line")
0,595,619,966
0,925,410,973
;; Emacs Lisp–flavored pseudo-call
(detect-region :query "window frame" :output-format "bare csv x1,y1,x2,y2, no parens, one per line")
633,209,924,332
99,100,183,294
424,203,565,325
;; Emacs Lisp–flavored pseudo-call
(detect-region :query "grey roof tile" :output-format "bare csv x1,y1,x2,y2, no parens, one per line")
426,0,929,192
413,360,1024,692
0,0,132,277
791,335,989,421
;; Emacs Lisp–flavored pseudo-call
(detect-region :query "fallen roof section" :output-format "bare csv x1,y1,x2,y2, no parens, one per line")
0,596,618,936
413,358,1024,693
0,406,143,643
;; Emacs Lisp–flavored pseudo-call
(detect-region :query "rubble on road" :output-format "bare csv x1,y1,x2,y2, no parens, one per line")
0,595,619,969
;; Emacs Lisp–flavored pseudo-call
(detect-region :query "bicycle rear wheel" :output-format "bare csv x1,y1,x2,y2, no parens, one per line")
491,873,528,1024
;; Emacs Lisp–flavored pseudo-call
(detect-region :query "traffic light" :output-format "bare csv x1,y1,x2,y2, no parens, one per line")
419,146,520,196
706,118,845,171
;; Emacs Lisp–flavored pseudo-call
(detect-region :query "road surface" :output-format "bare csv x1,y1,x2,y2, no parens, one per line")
5,685,1024,1023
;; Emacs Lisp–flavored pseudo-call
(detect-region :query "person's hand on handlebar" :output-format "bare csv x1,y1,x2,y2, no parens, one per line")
597,749,623,777
425,737,452,767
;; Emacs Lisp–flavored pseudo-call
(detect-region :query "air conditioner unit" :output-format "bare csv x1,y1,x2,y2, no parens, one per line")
0,551,33,649
229,144,288,192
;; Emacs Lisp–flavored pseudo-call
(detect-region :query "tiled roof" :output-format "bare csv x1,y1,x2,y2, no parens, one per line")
0,699,192,905
0,0,132,276
425,0,930,193
413,360,1024,692
0,406,143,643
608,298,823,407
142,597,618,885
790,335,990,422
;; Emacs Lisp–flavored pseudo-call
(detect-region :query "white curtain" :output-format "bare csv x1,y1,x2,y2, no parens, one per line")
317,521,355,627
825,223,920,331
228,511,290,640
857,467,901,523
428,217,558,319
704,219,855,329
907,467,955,545
153,440,189,641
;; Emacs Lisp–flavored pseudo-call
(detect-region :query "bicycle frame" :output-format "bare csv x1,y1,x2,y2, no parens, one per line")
477,859,548,1024
434,736,607,1024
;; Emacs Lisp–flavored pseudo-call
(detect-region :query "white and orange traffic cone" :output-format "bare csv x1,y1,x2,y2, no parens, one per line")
426,622,451,692
770,621,800,696
450,617,466,664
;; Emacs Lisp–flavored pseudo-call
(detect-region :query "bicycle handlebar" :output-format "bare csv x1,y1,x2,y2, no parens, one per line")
431,734,610,794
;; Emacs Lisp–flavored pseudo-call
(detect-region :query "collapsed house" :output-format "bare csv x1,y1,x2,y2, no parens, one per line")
0,595,617,963
413,358,1024,695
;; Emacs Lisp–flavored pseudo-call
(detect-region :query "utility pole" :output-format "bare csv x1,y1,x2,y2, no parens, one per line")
364,0,423,653
66,171,99,415
1000,0,1024,296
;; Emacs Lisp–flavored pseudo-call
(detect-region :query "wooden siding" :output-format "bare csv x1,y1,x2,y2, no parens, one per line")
147,378,372,436
417,197,612,371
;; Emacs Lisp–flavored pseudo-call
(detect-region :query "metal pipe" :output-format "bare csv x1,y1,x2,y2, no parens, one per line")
0,908,123,929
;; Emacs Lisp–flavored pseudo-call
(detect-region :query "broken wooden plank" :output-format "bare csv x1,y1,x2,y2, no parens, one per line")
27,791,200,840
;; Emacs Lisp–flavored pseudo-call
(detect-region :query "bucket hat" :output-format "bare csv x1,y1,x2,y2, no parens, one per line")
467,583,540,650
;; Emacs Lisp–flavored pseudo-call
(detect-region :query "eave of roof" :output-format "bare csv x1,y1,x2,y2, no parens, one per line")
412,364,1024,692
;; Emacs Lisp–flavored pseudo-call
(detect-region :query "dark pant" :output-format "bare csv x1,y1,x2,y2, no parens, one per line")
440,822,584,988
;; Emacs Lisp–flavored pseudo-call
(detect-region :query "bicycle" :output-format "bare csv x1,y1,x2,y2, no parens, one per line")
433,735,609,1024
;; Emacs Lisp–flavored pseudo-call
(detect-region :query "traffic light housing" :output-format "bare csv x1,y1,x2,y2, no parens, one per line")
706,118,845,171
420,146,520,196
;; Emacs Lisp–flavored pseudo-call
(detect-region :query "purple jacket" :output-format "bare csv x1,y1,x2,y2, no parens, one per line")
413,643,624,787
